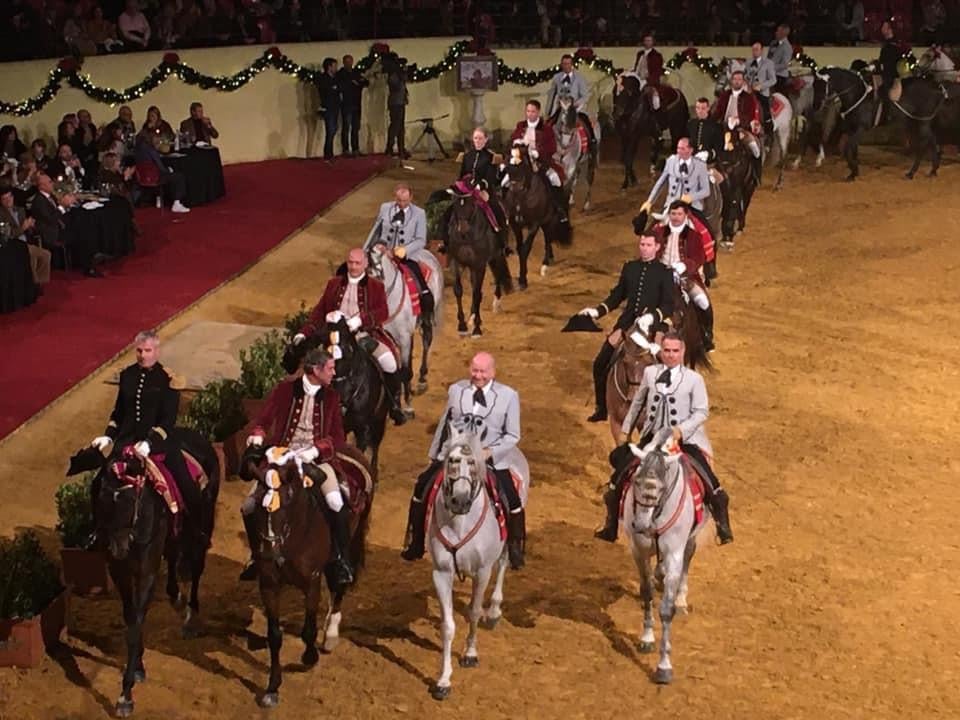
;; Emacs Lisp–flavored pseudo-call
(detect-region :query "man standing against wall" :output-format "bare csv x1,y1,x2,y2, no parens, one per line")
337,54,369,157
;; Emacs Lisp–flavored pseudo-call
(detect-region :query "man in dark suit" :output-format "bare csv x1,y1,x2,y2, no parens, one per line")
384,52,409,159
0,186,50,288
30,172,101,278
685,97,724,163
337,54,368,157
579,231,675,422
316,57,342,161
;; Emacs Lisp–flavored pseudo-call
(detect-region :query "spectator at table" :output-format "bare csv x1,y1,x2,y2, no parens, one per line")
142,106,176,146
0,187,50,291
97,152,136,199
85,5,123,53
1,126,27,161
30,172,101,278
14,154,39,197
134,133,190,214
179,102,219,144
100,122,128,159
118,0,151,50
76,109,100,178
48,143,86,189
30,139,49,172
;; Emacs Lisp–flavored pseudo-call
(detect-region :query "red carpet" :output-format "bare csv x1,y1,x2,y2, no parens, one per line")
0,156,388,441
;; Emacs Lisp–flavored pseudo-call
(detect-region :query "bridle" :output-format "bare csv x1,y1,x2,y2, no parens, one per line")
632,452,687,537
434,449,487,581
818,68,873,119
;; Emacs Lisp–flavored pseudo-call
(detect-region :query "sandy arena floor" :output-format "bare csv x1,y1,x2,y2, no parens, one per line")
1,148,959,720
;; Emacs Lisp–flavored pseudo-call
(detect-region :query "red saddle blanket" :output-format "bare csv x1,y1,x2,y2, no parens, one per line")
425,467,511,542
575,123,589,154
771,95,787,119
618,454,705,528
394,258,434,318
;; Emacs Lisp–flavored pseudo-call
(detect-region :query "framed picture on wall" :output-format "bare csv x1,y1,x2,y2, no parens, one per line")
457,55,499,92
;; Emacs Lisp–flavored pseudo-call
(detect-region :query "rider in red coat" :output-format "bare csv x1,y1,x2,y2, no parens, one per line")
294,247,406,425
711,70,762,132
509,99,568,222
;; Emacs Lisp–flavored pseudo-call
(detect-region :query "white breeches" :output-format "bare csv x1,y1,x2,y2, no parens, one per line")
240,460,342,514
748,139,761,158
357,332,397,373
688,282,710,309
546,168,562,187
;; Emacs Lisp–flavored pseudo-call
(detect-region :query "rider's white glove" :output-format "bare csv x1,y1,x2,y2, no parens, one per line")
529,148,539,160
246,435,264,447
325,310,343,324
297,446,320,464
694,151,708,162
672,261,687,276
346,315,362,332
292,333,306,345
636,313,654,334
133,441,151,459
578,307,599,318
648,342,662,356
91,436,111,451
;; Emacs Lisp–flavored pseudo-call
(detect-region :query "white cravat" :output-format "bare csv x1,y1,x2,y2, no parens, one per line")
340,274,362,317
302,376,323,397
663,223,685,266
725,89,743,122
524,121,538,146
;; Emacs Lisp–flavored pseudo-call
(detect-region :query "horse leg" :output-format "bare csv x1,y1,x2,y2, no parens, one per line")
481,550,508,629
461,562,494,668
300,577,322,666
260,586,283,707
632,543,656,653
165,543,183,610
517,229,533,290
416,315,433,393
845,128,861,181
540,226,554,273
453,266,468,335
115,568,155,717
431,567,456,700
181,552,204,639
675,535,698,614
905,120,922,179
470,265,484,337
403,343,415,417
620,141,631,191
653,549,682,684
322,564,345,653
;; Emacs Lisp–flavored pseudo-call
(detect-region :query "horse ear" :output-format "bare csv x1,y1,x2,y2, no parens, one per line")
628,442,647,460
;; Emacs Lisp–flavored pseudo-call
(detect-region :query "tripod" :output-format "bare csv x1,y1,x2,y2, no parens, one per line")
408,114,450,162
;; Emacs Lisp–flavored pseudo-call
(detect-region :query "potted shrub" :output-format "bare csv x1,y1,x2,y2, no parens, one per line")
56,473,111,596
0,531,67,668
180,378,248,479
283,301,309,342
238,329,288,419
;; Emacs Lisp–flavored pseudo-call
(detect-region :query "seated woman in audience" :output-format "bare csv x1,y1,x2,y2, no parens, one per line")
30,139,49,172
98,152,135,199
141,106,176,149
100,122,128,159
84,5,123,53
0,126,27,161
63,4,98,56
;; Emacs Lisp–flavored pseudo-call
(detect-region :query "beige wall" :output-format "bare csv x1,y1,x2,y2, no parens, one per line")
1,42,877,164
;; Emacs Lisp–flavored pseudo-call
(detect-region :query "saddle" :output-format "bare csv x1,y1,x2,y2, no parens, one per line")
770,95,787,118
424,466,514,541
616,453,705,528
393,257,433,317
254,445,373,516
451,177,501,231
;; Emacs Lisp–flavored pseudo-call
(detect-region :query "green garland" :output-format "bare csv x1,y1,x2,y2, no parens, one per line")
0,41,920,118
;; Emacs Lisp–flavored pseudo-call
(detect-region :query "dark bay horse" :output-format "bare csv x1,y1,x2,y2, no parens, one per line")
807,67,876,180
90,428,220,718
446,189,513,337
283,317,389,467
613,76,689,189
503,143,572,289
893,76,955,179
715,128,759,250
240,450,374,708
605,329,657,441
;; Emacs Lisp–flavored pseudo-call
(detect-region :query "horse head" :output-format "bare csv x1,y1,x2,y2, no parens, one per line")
97,446,153,560
627,429,683,536
612,74,641,126
366,244,386,280
450,186,481,240
505,142,534,190
439,425,486,516
621,326,657,385
556,93,578,131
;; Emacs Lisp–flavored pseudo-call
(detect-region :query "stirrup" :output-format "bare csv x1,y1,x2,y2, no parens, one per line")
239,559,258,581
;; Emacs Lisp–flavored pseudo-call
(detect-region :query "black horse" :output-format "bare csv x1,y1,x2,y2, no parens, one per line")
283,317,389,469
613,76,690,189
83,428,219,718
447,190,513,337
807,67,875,180
894,76,958,179
715,128,759,250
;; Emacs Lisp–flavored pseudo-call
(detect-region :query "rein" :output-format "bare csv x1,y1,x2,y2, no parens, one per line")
378,257,409,325
433,473,488,582
891,83,948,122
633,461,687,537
613,350,649,402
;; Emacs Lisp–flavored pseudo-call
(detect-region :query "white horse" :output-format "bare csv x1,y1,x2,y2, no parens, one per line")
717,59,794,190
367,246,443,417
427,426,529,700
553,94,597,212
621,430,708,684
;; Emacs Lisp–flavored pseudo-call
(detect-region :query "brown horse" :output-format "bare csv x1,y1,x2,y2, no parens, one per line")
604,284,711,443
243,449,374,708
447,190,514,337
613,76,690,189
503,143,573,289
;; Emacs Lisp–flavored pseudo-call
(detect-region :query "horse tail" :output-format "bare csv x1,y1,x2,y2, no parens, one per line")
348,501,373,584
489,251,514,294
551,218,574,247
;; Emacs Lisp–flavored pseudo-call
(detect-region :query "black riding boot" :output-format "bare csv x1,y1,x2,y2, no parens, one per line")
550,184,569,223
697,304,715,352
400,499,427,561
588,343,613,422
239,512,261,581
383,370,408,426
328,505,356,586
703,259,718,281
419,288,435,316
709,488,734,544
506,509,526,569
594,484,621,542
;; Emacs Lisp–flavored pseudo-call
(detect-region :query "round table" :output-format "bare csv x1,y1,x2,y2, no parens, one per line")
163,146,226,207
67,198,136,260
0,239,37,313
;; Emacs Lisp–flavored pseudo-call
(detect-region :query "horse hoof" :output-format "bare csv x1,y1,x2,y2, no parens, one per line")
170,592,186,612
115,700,134,718
457,325,469,337
471,328,483,338
133,670,146,684
654,667,673,685
479,615,500,630
415,381,428,395
904,172,915,180
402,407,415,420
845,174,857,182
518,279,528,291
259,692,280,708
459,655,479,668
302,646,320,666
539,265,548,277
181,623,201,640
928,171,938,178
638,641,656,654
430,685,451,701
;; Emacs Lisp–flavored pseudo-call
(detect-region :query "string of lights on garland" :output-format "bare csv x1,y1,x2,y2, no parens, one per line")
0,41,922,118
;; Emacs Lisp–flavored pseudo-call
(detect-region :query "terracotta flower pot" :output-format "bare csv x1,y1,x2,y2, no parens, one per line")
60,548,112,596
0,590,68,668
